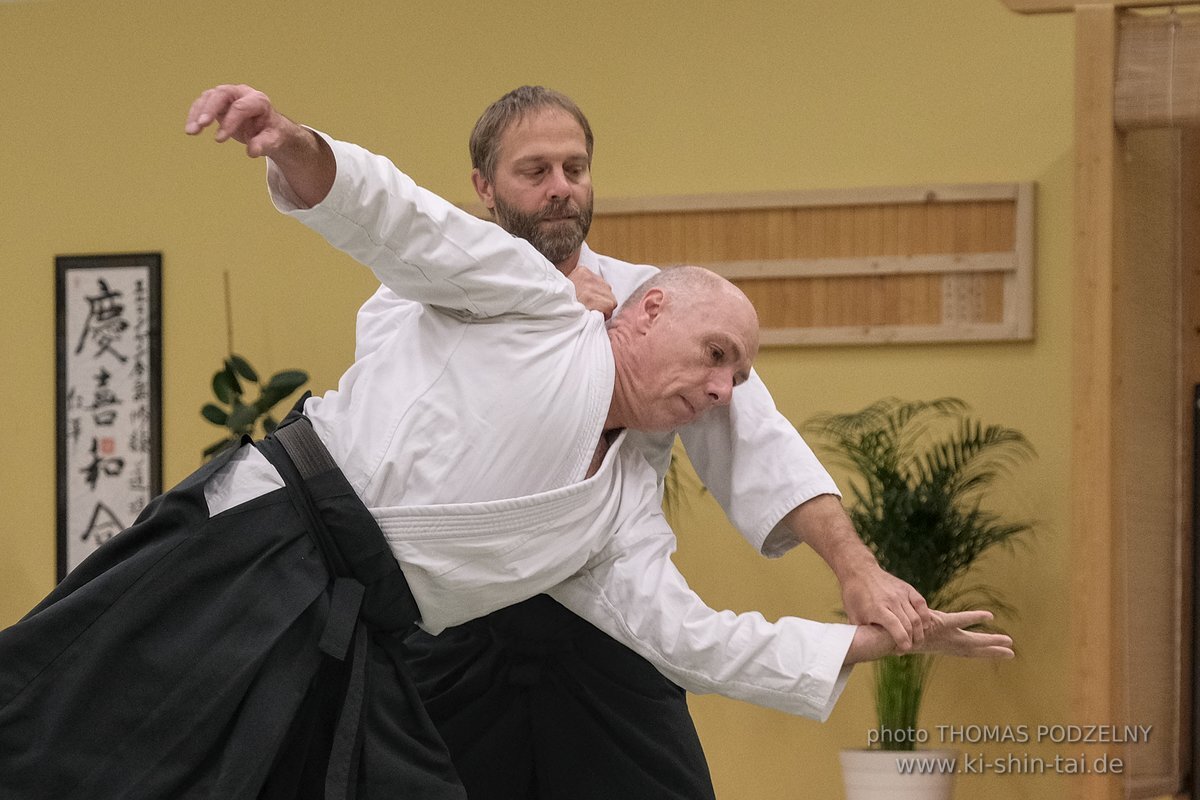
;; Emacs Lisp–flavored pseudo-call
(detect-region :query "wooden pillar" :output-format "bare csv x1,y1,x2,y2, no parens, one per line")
1071,6,1124,800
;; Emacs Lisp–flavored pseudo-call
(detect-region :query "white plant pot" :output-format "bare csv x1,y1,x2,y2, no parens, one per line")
839,748,958,800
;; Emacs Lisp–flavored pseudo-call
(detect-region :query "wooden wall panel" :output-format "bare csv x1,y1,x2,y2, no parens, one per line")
587,184,1034,346
1117,128,1190,798
1116,11,1200,130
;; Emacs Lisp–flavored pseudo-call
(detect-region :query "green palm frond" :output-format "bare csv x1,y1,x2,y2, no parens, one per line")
802,397,1035,748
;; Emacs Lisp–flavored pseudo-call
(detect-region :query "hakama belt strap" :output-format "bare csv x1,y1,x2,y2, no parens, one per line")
256,401,422,800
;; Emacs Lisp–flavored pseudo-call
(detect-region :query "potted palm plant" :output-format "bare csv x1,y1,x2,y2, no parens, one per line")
802,397,1034,800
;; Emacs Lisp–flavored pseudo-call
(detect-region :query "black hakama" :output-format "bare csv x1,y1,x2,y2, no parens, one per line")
403,594,718,800
0,416,465,800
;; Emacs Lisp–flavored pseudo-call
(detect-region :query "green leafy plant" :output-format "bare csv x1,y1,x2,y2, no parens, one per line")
199,271,309,460
200,355,309,460
201,355,308,459
802,397,1034,751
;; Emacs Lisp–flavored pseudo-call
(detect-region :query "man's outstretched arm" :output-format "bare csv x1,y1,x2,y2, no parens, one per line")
184,83,578,320
677,375,933,652
773,494,932,651
185,84,335,208
549,501,1012,720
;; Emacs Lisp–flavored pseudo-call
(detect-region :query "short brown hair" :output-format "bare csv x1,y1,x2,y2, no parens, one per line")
469,86,594,182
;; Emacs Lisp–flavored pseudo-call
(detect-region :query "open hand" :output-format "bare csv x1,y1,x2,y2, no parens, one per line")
185,84,296,159
911,610,1013,659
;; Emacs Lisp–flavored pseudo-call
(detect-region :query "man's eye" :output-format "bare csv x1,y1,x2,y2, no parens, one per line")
709,346,724,362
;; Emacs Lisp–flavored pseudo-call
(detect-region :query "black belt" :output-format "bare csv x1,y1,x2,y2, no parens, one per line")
257,400,421,800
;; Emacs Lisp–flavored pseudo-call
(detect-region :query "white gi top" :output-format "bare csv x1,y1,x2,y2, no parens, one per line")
355,245,842,556
213,132,857,719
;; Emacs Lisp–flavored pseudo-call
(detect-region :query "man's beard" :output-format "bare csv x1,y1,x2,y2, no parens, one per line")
492,191,593,266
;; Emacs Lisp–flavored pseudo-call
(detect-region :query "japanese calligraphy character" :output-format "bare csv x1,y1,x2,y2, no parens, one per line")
81,501,124,545
81,436,125,490
74,279,130,363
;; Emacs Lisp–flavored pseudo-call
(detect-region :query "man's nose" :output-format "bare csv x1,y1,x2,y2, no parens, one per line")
545,166,572,198
705,371,735,407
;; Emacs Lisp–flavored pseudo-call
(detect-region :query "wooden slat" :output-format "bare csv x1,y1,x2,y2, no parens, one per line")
703,252,1015,281
756,321,1019,346
1001,0,1200,15
592,183,1020,214
1011,183,1037,338
1177,127,1200,800
593,202,1017,260
1071,6,1124,800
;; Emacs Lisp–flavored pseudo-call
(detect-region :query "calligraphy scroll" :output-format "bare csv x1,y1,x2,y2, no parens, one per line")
55,254,162,580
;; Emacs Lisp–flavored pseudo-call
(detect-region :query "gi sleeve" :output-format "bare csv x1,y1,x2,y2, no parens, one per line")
547,506,856,720
679,372,842,556
351,284,414,361
267,131,580,321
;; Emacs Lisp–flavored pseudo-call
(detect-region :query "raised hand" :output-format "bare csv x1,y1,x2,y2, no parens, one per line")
185,84,334,208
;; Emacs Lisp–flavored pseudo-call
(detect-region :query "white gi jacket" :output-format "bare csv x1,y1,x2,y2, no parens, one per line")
356,256,841,555
247,133,856,720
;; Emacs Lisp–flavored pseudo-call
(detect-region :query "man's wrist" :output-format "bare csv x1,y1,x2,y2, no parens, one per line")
845,624,896,665
827,538,882,584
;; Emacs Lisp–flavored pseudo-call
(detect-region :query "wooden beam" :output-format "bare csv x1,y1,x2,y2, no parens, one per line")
706,252,1015,281
1071,5,1124,800
1002,0,1200,14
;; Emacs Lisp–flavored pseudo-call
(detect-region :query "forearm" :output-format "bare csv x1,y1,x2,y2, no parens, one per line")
776,493,931,649
772,493,878,582
266,123,335,208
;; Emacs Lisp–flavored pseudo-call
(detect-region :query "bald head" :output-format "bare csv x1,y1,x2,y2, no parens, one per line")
605,266,760,432
619,266,752,320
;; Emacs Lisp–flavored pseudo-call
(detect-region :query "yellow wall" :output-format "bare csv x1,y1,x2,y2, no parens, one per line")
0,1,1074,798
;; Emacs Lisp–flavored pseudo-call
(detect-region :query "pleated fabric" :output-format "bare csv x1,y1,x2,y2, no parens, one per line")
404,594,718,800
0,417,465,800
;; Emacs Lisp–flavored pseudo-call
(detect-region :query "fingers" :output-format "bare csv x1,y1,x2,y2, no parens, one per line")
910,588,933,625
960,631,1014,659
185,85,239,135
905,601,926,648
184,84,271,144
184,91,213,135
568,266,617,318
917,610,1014,660
937,609,994,629
843,573,931,651
218,88,272,144
875,608,913,652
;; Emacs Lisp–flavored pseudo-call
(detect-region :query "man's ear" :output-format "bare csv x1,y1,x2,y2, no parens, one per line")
635,288,666,333
471,169,496,211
